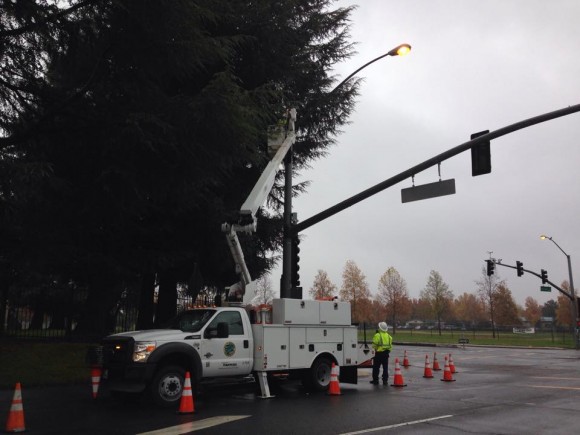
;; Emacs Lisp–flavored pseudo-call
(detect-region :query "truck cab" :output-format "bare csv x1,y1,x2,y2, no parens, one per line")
101,306,254,407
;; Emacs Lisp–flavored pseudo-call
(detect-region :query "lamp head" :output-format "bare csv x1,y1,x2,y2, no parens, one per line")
388,43,412,57
540,235,551,241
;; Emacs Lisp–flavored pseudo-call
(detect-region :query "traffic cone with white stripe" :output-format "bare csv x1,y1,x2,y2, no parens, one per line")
441,356,456,382
5,382,25,433
91,366,101,399
327,363,342,395
177,372,195,414
402,350,410,368
423,354,434,378
449,354,457,374
390,358,407,387
432,352,441,371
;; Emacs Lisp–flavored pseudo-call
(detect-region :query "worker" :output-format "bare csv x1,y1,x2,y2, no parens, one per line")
370,322,393,385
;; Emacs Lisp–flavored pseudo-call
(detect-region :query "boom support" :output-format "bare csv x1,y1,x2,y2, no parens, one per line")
222,109,297,299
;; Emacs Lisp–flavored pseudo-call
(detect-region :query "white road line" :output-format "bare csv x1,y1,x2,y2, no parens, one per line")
532,376,580,380
339,415,454,435
136,415,251,435
525,385,580,391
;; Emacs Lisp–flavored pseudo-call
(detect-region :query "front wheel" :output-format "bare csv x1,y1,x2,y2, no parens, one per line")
304,357,333,392
150,365,186,407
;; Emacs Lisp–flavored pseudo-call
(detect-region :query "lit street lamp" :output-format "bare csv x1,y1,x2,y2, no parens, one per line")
281,43,411,298
540,234,579,348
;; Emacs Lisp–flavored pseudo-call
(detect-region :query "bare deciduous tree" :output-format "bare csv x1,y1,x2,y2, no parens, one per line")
421,270,454,335
376,267,410,333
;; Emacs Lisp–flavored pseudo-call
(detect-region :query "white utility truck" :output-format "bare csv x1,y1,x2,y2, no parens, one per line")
101,298,373,406
98,110,373,406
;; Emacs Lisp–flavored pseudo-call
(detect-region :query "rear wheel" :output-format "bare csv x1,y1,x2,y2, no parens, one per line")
150,365,186,407
304,357,333,391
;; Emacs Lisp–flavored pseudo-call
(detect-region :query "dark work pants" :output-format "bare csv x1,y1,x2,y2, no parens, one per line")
372,350,390,382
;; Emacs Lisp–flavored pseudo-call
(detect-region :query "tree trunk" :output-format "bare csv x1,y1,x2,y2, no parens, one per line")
75,276,123,337
136,272,156,330
155,269,177,327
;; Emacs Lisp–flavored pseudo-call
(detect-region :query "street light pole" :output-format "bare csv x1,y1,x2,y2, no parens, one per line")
280,43,411,299
540,235,578,349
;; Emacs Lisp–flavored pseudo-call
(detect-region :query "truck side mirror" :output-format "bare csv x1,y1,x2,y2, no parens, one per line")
217,322,229,338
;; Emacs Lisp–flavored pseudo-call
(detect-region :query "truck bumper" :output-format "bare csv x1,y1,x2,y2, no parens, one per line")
103,363,157,393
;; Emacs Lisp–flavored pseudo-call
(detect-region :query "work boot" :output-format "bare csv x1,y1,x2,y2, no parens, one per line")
369,380,379,385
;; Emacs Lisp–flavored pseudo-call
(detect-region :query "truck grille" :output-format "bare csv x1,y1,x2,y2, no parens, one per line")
101,337,134,365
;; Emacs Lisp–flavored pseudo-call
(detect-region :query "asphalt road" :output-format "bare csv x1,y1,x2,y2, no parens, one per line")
2,345,580,434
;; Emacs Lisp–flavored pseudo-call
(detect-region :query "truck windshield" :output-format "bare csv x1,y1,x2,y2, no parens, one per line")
167,309,216,332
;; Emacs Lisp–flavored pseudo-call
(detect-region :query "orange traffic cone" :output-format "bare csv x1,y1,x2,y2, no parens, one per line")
441,356,456,382
432,352,441,371
402,350,410,368
177,372,195,414
91,366,101,399
449,354,457,374
390,358,407,387
423,354,433,378
327,363,342,395
5,382,25,433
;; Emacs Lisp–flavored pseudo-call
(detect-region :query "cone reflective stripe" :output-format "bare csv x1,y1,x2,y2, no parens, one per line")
5,382,25,433
177,372,195,414
423,354,433,378
432,352,441,371
390,358,407,387
402,350,410,368
91,367,102,399
449,354,457,374
327,363,342,395
441,356,456,382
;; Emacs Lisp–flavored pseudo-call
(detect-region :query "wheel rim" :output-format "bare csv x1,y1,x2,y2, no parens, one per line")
159,374,183,402
315,362,331,387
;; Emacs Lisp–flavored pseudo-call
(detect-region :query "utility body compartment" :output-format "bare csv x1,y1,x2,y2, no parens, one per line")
271,298,351,325
251,323,360,371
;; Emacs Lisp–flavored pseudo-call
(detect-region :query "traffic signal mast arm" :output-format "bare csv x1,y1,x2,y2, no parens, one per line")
489,261,573,301
221,109,297,294
292,103,580,235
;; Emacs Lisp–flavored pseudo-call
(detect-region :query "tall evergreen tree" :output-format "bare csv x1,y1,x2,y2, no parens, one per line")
1,1,358,334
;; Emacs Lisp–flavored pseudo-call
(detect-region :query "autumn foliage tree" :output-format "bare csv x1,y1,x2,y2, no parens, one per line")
309,269,337,300
453,292,486,328
523,296,542,326
339,260,371,323
492,284,521,328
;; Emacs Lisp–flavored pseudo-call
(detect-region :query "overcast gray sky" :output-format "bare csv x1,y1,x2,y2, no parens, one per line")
264,0,580,307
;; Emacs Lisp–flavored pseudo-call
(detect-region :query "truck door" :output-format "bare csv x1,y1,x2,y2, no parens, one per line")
201,311,252,377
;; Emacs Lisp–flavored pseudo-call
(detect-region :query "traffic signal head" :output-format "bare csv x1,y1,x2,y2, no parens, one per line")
516,261,524,277
486,260,495,276
471,130,491,176
291,235,301,287
541,269,548,284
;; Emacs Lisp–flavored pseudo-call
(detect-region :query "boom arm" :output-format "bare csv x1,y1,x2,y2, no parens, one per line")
222,109,297,298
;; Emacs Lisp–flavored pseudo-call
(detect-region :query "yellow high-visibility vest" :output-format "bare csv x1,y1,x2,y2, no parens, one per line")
372,331,392,352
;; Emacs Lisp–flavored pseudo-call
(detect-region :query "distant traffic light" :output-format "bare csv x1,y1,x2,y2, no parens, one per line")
541,269,548,284
291,235,301,287
471,130,491,176
516,261,524,277
486,260,495,276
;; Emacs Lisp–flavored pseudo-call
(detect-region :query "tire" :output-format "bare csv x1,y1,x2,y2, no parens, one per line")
305,357,333,392
150,365,186,408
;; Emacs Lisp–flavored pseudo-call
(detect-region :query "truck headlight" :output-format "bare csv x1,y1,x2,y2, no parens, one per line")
133,341,156,362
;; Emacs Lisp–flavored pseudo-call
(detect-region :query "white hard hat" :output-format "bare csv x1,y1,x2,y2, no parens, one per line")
378,322,388,332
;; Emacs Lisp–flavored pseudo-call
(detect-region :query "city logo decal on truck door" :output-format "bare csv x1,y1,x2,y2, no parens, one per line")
224,341,236,357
